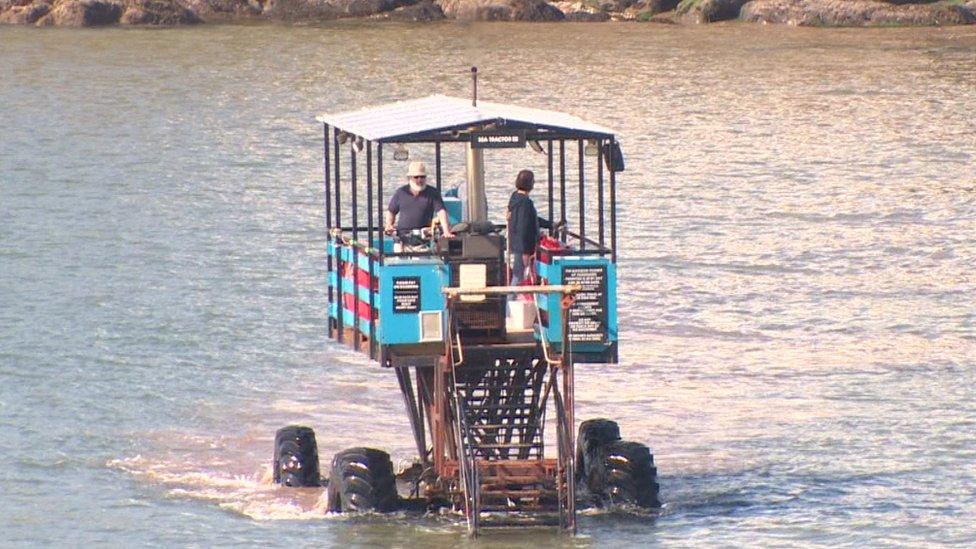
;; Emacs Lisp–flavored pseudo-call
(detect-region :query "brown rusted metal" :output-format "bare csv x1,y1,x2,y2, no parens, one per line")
417,290,579,535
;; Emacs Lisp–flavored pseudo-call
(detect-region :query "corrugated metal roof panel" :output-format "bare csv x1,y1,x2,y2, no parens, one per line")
315,95,613,141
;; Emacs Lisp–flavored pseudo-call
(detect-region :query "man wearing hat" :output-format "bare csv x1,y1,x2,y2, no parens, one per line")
384,161,454,250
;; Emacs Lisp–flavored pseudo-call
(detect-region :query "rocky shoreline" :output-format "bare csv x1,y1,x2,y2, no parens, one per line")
1,0,974,26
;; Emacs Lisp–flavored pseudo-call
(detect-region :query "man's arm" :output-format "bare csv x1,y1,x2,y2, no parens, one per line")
436,208,454,238
430,189,452,238
384,210,396,234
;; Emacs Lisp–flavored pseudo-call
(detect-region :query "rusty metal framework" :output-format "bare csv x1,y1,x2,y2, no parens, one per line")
418,289,577,534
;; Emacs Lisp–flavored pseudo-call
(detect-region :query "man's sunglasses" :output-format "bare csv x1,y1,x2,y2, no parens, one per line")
412,176,427,180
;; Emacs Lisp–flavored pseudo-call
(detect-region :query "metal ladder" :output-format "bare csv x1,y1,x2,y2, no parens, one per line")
445,289,578,536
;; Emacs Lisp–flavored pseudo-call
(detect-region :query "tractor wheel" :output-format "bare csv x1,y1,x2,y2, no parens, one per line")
273,425,320,487
325,447,399,513
576,418,620,483
602,440,661,509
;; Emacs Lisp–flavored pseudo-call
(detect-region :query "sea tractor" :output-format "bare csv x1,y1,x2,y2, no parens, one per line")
272,70,660,535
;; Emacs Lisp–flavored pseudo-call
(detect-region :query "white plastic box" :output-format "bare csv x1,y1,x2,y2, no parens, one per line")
506,300,537,332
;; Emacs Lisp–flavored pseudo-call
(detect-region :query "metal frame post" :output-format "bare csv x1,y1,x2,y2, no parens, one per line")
333,128,343,343
396,367,428,465
547,140,554,226
435,141,442,192
367,141,375,359
597,139,605,251
324,124,333,312
324,124,332,230
377,145,385,264
559,140,566,241
350,143,359,351
609,136,617,263
577,139,585,250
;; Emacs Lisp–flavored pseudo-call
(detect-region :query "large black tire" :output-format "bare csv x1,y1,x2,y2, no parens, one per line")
273,425,320,487
602,440,661,509
326,447,399,513
576,418,621,484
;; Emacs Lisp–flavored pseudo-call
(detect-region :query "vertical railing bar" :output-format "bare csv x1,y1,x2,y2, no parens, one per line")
609,136,617,264
324,124,332,230
377,144,385,365
435,141,442,192
324,125,333,319
334,129,343,343
577,139,585,251
377,145,384,266
559,140,566,243
367,141,375,360
351,142,359,352
597,138,605,251
351,145,359,241
547,140,554,228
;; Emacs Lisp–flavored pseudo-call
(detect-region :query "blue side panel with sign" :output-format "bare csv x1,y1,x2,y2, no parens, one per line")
377,258,448,345
536,255,617,363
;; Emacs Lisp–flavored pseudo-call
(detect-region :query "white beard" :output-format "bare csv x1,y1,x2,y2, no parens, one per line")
410,182,426,193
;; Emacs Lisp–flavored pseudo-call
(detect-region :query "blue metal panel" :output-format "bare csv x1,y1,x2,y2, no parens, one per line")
377,258,447,345
443,197,463,226
370,236,395,255
536,256,617,359
535,259,554,284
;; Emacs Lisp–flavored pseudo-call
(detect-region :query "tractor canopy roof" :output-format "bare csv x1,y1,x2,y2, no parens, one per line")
316,94,614,143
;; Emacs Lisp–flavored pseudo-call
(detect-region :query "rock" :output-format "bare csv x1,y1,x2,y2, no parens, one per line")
0,0,50,22
676,0,748,21
509,0,565,19
615,0,677,18
564,8,608,18
740,0,976,26
181,0,259,18
438,0,564,20
640,0,677,13
262,0,411,19
120,0,202,22
35,0,123,25
0,0,32,11
23,0,204,25
384,0,445,19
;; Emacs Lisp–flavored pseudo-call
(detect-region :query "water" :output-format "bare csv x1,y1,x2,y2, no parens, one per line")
2,22,975,546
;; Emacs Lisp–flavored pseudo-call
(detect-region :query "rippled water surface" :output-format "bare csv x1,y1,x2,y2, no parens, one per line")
2,22,975,547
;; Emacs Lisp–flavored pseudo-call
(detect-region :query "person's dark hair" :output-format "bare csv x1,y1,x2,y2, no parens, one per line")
515,169,535,192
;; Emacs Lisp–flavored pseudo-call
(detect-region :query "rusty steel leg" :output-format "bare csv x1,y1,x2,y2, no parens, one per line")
396,366,427,464
558,294,577,534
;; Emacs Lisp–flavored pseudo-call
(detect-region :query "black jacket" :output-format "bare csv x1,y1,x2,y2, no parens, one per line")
508,191,551,254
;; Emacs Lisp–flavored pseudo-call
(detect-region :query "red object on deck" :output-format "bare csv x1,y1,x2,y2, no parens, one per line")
537,235,567,264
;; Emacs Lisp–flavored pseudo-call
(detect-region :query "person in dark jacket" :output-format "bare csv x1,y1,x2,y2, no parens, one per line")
507,169,551,286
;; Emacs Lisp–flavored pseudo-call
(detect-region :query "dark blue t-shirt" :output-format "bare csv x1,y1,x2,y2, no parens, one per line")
388,184,445,234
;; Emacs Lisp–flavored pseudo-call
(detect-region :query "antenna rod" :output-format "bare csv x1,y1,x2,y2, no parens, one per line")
471,66,478,106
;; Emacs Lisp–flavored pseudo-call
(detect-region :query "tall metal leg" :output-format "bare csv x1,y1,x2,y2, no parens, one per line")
396,367,427,464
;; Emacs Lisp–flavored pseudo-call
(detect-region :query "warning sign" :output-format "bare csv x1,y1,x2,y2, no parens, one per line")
563,265,607,343
393,276,421,313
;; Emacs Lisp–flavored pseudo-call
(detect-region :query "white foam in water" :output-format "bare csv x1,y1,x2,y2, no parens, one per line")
109,438,340,521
